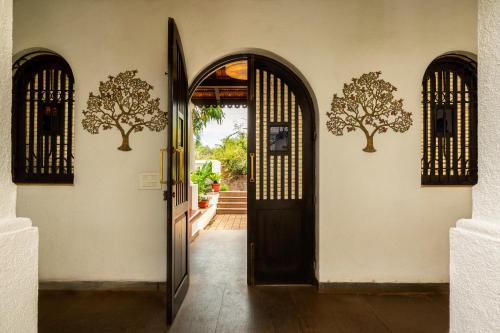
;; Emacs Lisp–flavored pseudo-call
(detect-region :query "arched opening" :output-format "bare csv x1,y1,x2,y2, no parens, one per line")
421,51,477,185
187,53,317,285
12,49,75,184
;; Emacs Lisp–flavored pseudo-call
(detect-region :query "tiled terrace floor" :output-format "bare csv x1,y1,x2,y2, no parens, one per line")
206,214,247,230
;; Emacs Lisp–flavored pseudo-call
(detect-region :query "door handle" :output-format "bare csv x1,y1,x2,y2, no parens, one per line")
160,148,167,184
249,153,255,183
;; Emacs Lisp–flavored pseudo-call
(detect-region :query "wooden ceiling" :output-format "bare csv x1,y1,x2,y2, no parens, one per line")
191,64,248,107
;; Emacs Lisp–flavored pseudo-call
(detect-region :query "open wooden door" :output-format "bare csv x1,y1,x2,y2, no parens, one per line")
166,17,190,324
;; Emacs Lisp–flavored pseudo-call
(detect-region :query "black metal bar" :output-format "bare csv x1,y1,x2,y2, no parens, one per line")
266,70,271,199
422,77,428,180
452,71,458,182
259,69,264,199
444,69,451,181
51,68,59,176
273,74,278,200
28,75,35,176
429,71,436,179
287,85,292,198
437,69,443,180
295,96,299,198
280,81,285,199
60,73,66,174
460,69,466,179
66,75,74,176
37,70,43,176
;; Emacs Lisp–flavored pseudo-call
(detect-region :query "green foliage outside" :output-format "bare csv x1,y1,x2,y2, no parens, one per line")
191,161,220,200
195,130,247,181
192,106,224,144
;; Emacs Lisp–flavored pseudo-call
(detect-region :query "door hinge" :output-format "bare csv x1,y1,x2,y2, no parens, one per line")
313,131,317,142
163,190,169,201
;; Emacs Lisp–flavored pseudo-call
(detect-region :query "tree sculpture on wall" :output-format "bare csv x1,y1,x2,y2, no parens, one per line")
82,70,167,151
326,71,412,152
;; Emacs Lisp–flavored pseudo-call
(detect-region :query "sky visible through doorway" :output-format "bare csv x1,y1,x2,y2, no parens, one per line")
200,107,247,147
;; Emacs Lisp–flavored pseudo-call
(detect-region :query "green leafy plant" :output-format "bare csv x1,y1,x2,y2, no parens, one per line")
220,183,229,192
192,105,224,144
209,172,221,184
191,161,213,200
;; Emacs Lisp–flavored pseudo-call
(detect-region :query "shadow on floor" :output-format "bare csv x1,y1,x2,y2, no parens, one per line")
39,230,449,333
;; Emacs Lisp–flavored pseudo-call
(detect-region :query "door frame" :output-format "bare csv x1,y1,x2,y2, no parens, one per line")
187,53,317,286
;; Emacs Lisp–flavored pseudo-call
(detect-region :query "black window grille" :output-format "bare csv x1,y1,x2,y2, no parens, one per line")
421,53,477,185
12,50,75,184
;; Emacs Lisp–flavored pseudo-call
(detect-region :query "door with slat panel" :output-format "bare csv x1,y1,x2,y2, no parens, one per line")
248,55,315,285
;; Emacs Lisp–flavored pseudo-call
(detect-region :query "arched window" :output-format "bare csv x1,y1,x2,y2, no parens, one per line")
421,53,477,185
12,50,75,184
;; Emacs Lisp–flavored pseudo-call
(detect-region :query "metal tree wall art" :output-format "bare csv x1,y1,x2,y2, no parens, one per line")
82,70,166,151
326,71,413,152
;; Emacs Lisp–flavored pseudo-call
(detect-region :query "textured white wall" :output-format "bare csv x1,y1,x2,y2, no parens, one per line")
474,0,500,222
0,218,38,333
14,0,476,282
0,0,16,219
449,1,500,332
450,219,500,333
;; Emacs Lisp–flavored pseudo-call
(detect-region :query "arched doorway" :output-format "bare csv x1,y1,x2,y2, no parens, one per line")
166,18,316,323
189,53,316,285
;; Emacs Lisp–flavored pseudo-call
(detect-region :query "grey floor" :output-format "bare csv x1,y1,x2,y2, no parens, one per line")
40,230,449,333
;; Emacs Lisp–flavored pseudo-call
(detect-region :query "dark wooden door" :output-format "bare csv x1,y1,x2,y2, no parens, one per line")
166,17,190,324
248,55,315,285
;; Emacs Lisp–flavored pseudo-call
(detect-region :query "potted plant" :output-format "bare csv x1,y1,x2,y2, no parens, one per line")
198,193,210,209
191,162,213,208
209,172,221,192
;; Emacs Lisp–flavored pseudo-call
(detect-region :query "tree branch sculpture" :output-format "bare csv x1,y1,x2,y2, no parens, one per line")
82,70,167,151
326,71,413,152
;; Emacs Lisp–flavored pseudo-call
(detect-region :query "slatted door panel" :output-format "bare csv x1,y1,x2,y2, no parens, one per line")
249,56,314,285
255,69,303,201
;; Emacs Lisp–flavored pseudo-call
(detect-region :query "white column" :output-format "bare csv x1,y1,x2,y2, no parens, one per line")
450,1,500,332
0,1,38,332
474,0,500,221
0,0,16,218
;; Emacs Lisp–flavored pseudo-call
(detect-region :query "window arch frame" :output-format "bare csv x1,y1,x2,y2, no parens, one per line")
421,52,478,186
12,50,75,184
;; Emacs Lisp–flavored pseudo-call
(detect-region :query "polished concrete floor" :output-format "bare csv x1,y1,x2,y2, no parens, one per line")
39,230,449,333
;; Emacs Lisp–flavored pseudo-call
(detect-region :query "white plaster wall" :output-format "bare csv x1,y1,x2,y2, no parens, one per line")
0,0,16,219
450,219,500,332
474,0,500,222
449,1,500,332
0,218,38,333
14,0,476,282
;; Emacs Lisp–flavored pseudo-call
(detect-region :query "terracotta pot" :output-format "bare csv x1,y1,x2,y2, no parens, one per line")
212,183,221,192
198,200,209,209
